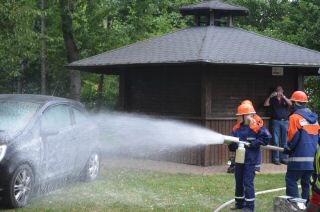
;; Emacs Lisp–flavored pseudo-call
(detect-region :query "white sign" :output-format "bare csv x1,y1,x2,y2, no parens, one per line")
272,67,284,76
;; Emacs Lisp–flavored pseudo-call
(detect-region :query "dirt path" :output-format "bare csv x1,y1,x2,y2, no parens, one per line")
102,157,287,175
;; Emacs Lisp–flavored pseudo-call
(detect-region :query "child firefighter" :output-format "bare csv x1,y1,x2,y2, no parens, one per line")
228,102,272,211
236,100,264,174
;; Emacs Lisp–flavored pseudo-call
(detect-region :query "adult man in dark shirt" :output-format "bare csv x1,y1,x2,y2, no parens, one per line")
264,86,292,165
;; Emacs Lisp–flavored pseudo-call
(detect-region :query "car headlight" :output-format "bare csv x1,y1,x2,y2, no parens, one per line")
0,145,7,162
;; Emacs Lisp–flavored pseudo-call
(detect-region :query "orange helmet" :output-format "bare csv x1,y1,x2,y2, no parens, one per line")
241,100,253,106
236,104,256,116
290,91,309,103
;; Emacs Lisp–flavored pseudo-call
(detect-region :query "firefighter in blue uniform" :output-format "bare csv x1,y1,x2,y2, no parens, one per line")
229,103,272,211
240,100,264,174
284,91,319,201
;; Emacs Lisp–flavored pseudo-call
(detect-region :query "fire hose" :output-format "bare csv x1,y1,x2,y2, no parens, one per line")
215,136,290,211
223,135,284,152
223,135,284,164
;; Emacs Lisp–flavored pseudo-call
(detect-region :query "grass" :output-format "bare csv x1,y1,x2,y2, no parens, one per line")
4,168,286,211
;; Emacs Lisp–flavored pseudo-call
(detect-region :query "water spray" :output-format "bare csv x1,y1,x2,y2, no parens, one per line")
94,112,284,164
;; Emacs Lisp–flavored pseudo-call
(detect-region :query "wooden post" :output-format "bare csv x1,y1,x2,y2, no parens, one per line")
194,15,200,26
297,72,304,91
209,13,215,25
96,74,104,111
229,16,233,27
119,71,127,110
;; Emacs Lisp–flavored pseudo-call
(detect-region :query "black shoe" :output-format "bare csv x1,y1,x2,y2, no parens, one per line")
280,160,288,165
273,161,281,165
227,166,235,173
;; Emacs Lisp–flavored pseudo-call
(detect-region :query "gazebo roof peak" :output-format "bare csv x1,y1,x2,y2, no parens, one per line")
180,0,249,26
180,0,249,15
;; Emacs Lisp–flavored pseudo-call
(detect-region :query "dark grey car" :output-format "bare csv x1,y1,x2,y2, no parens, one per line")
0,95,100,208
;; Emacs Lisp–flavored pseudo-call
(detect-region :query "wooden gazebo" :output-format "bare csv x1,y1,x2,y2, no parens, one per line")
68,0,320,166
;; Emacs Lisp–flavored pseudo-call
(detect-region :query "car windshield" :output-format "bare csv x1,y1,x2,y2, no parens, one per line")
0,101,40,133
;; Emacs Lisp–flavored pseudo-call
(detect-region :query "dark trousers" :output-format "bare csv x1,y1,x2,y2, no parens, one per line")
286,170,313,200
272,120,289,162
235,163,256,211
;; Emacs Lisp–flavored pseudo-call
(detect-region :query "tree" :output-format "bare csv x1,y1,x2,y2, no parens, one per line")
59,0,81,100
41,0,48,95
1,0,319,112
230,0,320,113
0,0,40,93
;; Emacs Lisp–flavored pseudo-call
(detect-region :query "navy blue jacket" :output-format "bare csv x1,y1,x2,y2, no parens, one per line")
286,107,320,170
229,125,272,164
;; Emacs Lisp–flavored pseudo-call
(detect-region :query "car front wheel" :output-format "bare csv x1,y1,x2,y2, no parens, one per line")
81,152,100,182
5,164,34,208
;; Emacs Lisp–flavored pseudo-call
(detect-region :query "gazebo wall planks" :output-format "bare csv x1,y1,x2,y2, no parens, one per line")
119,64,299,166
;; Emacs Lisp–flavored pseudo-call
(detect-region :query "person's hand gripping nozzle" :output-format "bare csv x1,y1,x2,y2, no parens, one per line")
223,135,284,164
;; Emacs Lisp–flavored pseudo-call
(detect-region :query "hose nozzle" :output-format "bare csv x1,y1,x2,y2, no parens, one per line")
223,135,284,152
223,135,240,144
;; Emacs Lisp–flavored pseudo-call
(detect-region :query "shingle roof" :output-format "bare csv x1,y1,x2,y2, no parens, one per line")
180,0,249,16
68,26,320,70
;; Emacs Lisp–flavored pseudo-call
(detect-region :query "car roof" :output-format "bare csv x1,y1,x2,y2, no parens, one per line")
0,94,84,108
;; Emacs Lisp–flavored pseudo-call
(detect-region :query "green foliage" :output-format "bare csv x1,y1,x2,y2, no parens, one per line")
305,76,320,114
0,0,40,92
1,0,201,109
0,0,319,112
230,0,290,31
81,74,119,110
229,0,320,113
71,0,200,109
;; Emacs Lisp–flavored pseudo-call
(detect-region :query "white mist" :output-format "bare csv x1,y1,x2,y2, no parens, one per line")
92,112,225,157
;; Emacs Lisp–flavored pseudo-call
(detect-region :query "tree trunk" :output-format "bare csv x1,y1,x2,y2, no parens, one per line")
41,0,47,95
17,76,23,94
59,0,81,101
18,60,28,94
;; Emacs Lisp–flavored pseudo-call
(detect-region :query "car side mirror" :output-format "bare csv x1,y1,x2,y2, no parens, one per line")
40,129,59,137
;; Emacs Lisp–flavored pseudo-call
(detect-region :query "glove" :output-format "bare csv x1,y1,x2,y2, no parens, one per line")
283,147,291,154
244,142,250,148
228,143,238,152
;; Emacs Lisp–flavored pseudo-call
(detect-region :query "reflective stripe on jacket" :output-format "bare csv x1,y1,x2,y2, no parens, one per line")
287,107,320,171
229,124,271,164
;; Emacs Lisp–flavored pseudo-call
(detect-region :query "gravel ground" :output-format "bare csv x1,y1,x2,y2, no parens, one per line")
102,157,287,175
